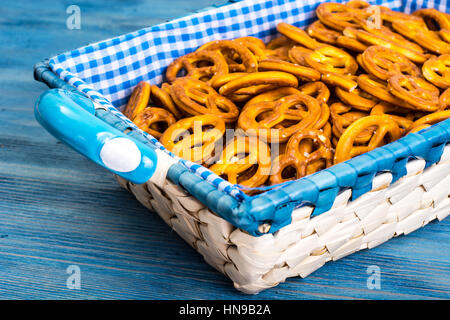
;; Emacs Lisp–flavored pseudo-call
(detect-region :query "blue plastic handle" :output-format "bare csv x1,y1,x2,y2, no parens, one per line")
35,89,158,184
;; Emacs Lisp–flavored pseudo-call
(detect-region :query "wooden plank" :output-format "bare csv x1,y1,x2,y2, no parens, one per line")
0,0,449,299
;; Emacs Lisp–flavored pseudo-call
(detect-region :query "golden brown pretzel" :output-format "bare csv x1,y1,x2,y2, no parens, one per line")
336,34,368,52
361,46,421,81
334,115,402,163
357,74,413,108
299,81,330,104
244,87,302,107
422,54,450,89
209,72,275,102
234,37,268,61
238,93,322,142
316,2,369,31
387,74,440,112
277,22,325,50
258,59,321,81
209,136,271,188
307,20,341,44
335,86,378,111
133,107,176,139
160,115,225,164
287,45,314,66
346,0,370,9
301,45,359,75
123,81,150,120
415,30,450,55
150,84,182,119
330,102,372,144
407,110,450,133
291,45,359,90
354,28,428,64
165,50,228,83
440,88,450,110
270,129,333,184
197,40,258,73
414,8,450,31
369,102,414,133
217,71,299,96
411,9,450,54
170,78,239,123
264,36,296,61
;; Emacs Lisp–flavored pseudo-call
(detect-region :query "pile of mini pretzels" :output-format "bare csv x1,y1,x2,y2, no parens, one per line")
123,0,450,190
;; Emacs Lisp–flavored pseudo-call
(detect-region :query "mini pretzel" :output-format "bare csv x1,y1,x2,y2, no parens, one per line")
299,81,330,104
307,21,340,44
234,37,268,61
368,19,424,51
379,5,425,23
354,28,428,64
150,84,182,119
165,50,228,84
258,59,321,81
170,78,239,123
316,2,369,31
235,36,266,49
301,45,358,75
321,72,358,91
209,72,275,102
265,36,296,61
123,81,151,120
412,9,450,54
407,110,450,133
277,22,323,49
358,74,412,108
238,93,322,142
209,136,271,188
160,115,225,164
336,34,368,52
415,30,450,55
244,87,303,107
369,102,414,132
334,115,402,163
335,86,378,111
133,107,176,139
361,46,421,81
422,54,450,89
440,88,450,110
387,74,440,112
307,19,367,52
217,71,298,96
288,46,314,66
270,129,333,184
294,45,359,90
346,0,370,9
330,102,372,144
197,40,258,73
266,36,296,50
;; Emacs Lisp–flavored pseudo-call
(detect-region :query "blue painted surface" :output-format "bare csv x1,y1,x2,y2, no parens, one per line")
0,0,449,299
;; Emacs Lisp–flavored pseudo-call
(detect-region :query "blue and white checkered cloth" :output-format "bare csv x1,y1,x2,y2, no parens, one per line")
48,0,448,200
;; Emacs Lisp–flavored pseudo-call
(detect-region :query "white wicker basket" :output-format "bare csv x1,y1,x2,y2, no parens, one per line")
116,145,450,294
34,0,450,294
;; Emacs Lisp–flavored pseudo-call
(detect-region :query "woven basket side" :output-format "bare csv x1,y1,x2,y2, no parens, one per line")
116,145,450,294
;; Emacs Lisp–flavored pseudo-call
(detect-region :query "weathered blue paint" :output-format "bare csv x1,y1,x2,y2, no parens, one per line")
0,0,449,299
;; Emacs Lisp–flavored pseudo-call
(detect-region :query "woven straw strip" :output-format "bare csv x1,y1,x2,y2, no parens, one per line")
115,145,450,294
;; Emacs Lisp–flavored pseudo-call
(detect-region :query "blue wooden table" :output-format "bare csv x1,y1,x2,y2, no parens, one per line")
0,0,449,300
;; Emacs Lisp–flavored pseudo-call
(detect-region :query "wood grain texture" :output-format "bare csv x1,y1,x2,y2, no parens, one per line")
0,0,449,300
